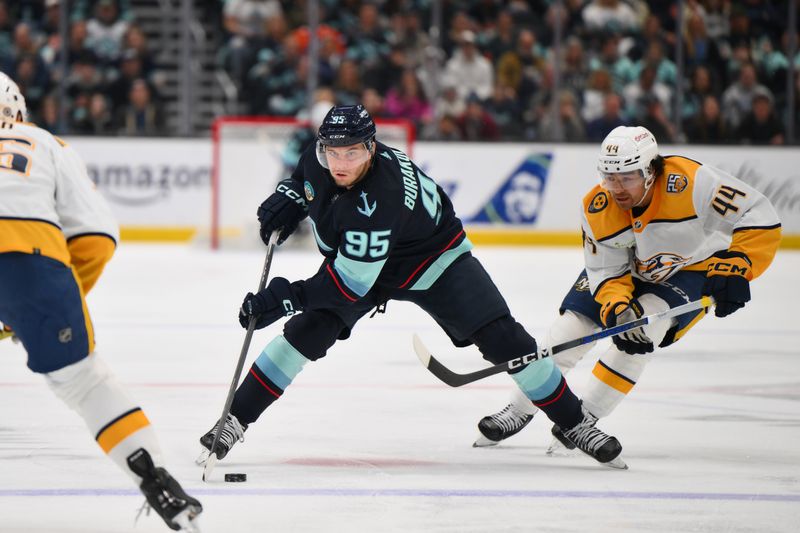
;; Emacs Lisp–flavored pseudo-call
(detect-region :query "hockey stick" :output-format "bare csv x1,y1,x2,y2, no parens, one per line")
202,232,280,481
413,296,714,388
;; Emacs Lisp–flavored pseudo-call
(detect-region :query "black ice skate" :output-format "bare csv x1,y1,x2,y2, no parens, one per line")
557,406,627,469
127,448,203,532
473,404,534,447
198,413,247,462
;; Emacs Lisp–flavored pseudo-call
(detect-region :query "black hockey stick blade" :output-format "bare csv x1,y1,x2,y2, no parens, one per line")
413,296,713,388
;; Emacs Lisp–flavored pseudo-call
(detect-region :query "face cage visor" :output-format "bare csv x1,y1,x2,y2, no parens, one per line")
599,169,647,191
315,139,374,170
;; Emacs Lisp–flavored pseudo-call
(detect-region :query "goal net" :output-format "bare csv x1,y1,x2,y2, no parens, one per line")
205,116,415,249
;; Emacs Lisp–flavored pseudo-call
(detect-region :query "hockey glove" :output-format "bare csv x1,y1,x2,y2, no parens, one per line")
238,277,303,329
257,179,308,246
703,252,751,318
605,299,654,355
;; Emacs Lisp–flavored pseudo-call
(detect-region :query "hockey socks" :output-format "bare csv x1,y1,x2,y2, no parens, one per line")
44,355,164,483
231,335,310,425
510,357,582,430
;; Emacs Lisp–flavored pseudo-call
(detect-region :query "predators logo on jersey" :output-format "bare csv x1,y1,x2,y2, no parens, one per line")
588,192,608,213
635,253,692,282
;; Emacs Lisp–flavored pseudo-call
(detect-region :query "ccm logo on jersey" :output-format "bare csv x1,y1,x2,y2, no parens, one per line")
588,191,608,213
635,252,691,282
666,173,688,193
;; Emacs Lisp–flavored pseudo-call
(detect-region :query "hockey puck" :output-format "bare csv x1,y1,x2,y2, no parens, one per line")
224,473,247,482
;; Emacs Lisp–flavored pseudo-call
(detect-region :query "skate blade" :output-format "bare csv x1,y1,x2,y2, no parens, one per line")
545,438,575,456
195,449,210,466
173,506,203,532
603,456,628,470
472,434,500,448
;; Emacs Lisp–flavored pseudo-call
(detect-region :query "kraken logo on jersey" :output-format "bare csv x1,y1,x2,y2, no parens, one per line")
588,191,608,213
635,253,692,282
666,173,688,193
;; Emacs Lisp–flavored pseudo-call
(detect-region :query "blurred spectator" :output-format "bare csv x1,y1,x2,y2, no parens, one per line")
721,62,772,130
384,68,432,132
582,0,641,35
86,0,130,66
67,20,91,61
13,53,49,116
560,37,589,99
221,0,282,85
66,50,104,98
361,87,386,119
683,94,730,144
736,90,784,145
122,25,155,76
366,43,407,95
442,10,474,58
640,95,676,143
582,68,614,123
37,93,63,134
483,9,516,64
457,94,499,141
84,92,114,134
681,65,716,120
634,40,677,88
682,11,724,75
444,30,493,101
586,93,628,141
107,48,151,108
623,64,672,122
115,78,163,135
538,90,586,142
484,82,522,140
496,29,544,108
344,3,389,82
433,114,462,141
588,33,636,92
434,79,466,123
333,58,362,106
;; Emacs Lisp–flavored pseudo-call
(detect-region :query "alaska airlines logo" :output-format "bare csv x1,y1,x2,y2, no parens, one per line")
635,253,692,282
468,154,551,224
588,192,608,213
357,191,376,217
666,173,688,193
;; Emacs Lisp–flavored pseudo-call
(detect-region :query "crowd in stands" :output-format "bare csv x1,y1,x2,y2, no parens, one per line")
222,0,798,144
0,0,164,135
1,0,798,144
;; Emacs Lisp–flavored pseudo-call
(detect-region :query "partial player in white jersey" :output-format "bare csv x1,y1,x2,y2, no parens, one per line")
0,73,202,531
474,125,781,450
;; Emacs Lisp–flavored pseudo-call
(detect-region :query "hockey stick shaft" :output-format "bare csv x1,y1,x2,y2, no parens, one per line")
203,232,279,481
413,296,714,388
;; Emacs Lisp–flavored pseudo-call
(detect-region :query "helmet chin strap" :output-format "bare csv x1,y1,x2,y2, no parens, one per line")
632,170,655,207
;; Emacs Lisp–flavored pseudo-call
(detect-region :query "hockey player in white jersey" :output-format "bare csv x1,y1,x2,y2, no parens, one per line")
0,73,202,531
474,125,781,450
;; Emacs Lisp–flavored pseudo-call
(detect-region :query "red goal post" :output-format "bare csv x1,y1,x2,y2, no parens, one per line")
208,116,415,249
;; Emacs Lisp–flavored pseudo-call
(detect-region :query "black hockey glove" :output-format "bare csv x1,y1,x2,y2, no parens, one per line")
238,278,303,329
257,179,308,246
702,253,751,318
606,299,654,355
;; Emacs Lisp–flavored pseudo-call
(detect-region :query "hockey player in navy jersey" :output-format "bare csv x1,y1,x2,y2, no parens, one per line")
199,104,625,467
474,126,781,450
0,73,202,531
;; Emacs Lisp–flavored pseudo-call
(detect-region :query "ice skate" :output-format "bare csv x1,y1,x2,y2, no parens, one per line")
559,406,627,469
545,423,577,455
473,403,533,447
198,413,247,461
127,448,203,532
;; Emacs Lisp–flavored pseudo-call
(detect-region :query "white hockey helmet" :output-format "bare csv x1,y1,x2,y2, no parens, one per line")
597,126,659,184
0,72,27,128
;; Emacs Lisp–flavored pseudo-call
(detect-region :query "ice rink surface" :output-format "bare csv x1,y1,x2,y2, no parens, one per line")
1,243,798,533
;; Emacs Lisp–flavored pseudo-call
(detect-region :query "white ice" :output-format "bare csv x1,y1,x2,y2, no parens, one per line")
1,244,798,533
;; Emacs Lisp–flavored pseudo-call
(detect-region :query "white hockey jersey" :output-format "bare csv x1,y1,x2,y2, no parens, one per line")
0,123,118,293
581,155,781,321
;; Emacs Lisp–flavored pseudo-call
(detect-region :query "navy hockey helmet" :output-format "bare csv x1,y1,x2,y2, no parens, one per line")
316,104,377,169
317,104,376,147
